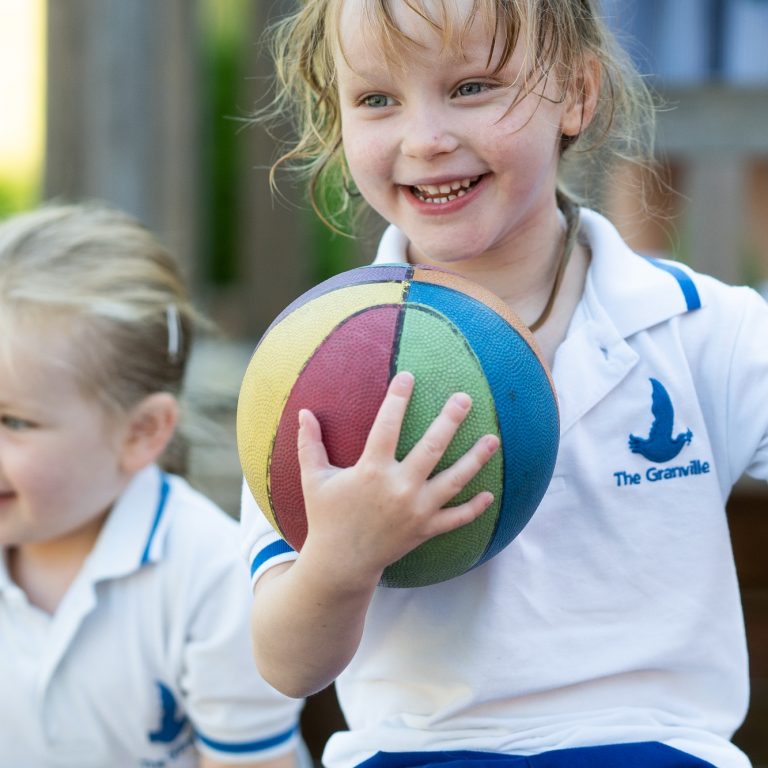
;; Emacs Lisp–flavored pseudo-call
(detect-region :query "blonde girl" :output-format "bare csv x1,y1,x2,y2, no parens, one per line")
242,2,768,767
0,204,306,768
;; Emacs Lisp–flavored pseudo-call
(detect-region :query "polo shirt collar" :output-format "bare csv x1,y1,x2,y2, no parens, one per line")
0,466,170,601
84,464,172,585
579,208,704,338
0,550,18,597
0,466,173,688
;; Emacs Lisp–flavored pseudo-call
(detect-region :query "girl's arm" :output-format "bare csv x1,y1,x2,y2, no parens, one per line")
250,372,499,697
199,751,297,768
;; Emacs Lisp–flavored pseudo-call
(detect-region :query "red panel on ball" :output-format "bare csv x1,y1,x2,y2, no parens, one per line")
269,304,403,549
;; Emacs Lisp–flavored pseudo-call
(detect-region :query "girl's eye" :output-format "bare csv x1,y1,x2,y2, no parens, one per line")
0,415,35,431
454,81,491,97
361,93,394,108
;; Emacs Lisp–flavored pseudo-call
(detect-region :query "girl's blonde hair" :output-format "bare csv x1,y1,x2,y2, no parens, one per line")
0,203,199,470
260,0,656,229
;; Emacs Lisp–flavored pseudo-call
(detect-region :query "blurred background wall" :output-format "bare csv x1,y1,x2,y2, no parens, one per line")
602,0,768,291
0,0,765,762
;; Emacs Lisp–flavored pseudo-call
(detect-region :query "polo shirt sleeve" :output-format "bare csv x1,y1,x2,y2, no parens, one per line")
240,480,298,590
725,288,768,484
181,523,304,764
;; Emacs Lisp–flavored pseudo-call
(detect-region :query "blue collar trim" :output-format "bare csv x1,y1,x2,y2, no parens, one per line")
645,257,702,312
140,472,171,566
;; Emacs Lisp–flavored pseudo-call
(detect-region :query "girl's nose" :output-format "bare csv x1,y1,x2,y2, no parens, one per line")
400,109,459,160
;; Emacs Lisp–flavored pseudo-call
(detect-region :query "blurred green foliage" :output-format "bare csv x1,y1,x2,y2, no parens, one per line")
310,213,359,284
201,0,359,288
0,180,39,222
202,0,245,286
308,172,360,283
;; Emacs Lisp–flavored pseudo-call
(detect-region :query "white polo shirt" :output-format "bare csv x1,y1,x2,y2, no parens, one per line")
1,465,304,767
241,209,768,768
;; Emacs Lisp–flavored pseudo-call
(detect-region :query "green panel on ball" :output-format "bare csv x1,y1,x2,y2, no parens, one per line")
383,304,503,588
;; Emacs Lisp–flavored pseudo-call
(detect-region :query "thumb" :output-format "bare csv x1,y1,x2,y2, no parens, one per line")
296,408,330,477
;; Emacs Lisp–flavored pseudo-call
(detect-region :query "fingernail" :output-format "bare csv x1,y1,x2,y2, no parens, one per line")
482,492,494,509
392,371,414,392
453,393,471,410
484,435,500,453
298,409,307,428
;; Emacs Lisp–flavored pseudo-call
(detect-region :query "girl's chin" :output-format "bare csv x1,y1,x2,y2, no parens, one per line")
406,242,488,267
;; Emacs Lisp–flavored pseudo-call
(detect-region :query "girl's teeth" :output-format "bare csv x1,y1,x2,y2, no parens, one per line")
413,176,480,203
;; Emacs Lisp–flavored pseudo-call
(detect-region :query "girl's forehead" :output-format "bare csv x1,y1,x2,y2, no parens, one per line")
336,0,505,66
0,311,82,391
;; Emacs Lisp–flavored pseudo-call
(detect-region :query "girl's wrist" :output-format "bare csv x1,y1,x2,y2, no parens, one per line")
295,536,384,598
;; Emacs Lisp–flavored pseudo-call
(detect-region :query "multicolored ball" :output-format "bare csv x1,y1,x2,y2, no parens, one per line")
237,263,559,588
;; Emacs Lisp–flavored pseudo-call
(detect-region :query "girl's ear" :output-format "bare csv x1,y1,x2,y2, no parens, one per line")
560,53,601,142
119,393,179,474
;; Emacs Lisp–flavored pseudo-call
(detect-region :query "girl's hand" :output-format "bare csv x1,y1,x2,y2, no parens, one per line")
296,371,499,587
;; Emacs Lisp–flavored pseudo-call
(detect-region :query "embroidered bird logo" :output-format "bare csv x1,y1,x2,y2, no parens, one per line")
628,378,692,463
148,682,187,744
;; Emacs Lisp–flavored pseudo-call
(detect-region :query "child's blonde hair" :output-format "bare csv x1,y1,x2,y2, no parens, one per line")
0,203,199,469
260,0,656,229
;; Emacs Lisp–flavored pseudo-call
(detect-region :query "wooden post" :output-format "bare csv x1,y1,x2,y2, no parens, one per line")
44,0,202,283
233,0,313,338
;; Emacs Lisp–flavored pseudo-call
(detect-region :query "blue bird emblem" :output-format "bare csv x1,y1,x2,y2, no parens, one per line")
148,682,187,744
628,378,692,463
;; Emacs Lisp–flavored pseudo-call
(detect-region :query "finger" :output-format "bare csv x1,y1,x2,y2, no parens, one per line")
428,434,500,507
402,392,473,479
296,408,331,477
362,371,415,459
428,491,495,538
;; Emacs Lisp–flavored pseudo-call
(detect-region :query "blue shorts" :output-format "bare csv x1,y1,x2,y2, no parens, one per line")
355,743,716,768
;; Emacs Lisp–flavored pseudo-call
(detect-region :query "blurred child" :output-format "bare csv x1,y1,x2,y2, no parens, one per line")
0,204,308,767
242,1,768,767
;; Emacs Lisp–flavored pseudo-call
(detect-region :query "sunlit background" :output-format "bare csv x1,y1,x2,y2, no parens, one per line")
0,0,45,213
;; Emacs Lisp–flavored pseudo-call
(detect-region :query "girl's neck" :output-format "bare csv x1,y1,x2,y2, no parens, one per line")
8,511,109,615
530,238,590,367
407,201,566,322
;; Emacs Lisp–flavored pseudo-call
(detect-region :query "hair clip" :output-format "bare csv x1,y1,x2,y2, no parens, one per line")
166,304,181,362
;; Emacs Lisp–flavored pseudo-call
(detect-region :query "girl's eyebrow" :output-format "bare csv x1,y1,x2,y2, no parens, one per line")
0,400,26,411
0,395,43,411
340,69,378,84
338,67,395,91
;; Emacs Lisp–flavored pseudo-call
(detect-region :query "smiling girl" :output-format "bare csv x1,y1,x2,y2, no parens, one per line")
241,2,768,767
0,204,307,768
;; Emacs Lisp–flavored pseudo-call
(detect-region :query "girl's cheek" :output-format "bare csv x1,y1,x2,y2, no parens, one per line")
343,120,393,158
17,448,62,489
345,145,392,194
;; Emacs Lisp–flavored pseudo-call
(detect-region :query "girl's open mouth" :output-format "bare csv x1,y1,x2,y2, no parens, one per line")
411,175,483,204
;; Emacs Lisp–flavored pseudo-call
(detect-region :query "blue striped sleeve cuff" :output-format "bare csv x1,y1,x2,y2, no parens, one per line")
250,539,297,580
197,723,298,756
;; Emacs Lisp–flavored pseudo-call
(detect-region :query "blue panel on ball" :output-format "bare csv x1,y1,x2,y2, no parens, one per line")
406,281,559,567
